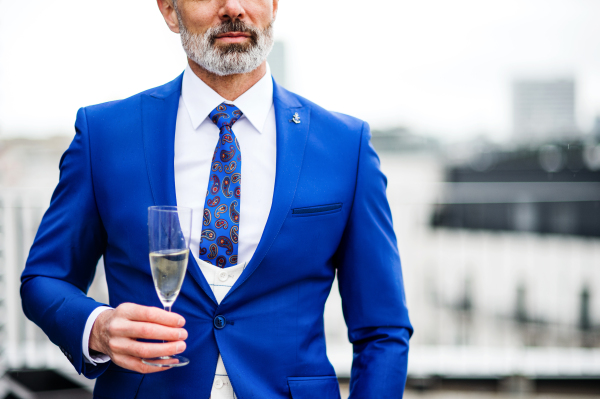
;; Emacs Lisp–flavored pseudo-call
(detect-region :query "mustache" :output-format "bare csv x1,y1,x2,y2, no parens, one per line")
208,20,259,45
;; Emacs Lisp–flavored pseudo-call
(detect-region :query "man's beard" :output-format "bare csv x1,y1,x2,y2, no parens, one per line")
175,12,274,76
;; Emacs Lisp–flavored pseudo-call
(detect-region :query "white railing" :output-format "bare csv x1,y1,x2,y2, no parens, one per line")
0,187,86,371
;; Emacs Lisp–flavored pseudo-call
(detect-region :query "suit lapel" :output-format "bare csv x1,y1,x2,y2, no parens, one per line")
225,80,310,298
141,74,218,304
141,80,180,208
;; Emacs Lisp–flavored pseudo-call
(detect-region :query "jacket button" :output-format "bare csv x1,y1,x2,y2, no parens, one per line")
213,315,226,329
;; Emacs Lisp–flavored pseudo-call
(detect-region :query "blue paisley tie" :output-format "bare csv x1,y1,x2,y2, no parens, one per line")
199,103,242,268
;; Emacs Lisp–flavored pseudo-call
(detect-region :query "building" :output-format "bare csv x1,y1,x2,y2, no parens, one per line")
267,41,286,88
592,116,600,142
432,142,600,236
513,78,578,142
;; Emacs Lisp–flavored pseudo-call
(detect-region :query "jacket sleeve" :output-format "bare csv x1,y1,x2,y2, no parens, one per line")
335,122,413,397
20,107,111,379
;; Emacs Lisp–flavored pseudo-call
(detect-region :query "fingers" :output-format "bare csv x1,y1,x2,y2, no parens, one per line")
113,319,188,341
110,303,187,340
109,337,186,360
119,303,185,327
91,303,190,374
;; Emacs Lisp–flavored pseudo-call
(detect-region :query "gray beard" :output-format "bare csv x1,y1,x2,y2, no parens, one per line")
177,17,274,76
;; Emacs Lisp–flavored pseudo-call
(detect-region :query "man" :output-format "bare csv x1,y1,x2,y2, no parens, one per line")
20,0,412,398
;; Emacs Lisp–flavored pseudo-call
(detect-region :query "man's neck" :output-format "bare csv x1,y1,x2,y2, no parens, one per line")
188,58,267,102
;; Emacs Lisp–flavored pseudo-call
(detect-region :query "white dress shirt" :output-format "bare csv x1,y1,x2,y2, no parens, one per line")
82,64,277,399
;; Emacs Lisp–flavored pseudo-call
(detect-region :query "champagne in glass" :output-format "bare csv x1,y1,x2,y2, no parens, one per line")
150,249,188,309
142,206,192,368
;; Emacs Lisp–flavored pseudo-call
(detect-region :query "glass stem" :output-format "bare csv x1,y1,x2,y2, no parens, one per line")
163,305,172,346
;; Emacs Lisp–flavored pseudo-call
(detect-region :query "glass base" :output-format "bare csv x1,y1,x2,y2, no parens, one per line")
142,355,189,368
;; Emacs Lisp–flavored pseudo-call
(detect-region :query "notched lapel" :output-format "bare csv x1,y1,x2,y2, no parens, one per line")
141,75,217,304
141,92,179,208
224,81,311,299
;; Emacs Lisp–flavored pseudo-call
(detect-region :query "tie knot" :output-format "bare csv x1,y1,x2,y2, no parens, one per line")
209,103,243,130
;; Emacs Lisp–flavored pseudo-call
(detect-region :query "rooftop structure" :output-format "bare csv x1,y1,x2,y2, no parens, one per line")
513,78,578,142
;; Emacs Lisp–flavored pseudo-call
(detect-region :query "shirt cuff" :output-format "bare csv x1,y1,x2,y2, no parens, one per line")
82,306,113,365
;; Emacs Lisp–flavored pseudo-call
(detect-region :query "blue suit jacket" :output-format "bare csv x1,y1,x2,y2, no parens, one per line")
21,75,412,399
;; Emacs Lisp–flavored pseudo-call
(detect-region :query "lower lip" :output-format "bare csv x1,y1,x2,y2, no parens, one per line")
216,36,250,44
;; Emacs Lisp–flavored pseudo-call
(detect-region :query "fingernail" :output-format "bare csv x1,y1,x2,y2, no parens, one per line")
176,343,184,353
178,330,183,340
178,318,184,327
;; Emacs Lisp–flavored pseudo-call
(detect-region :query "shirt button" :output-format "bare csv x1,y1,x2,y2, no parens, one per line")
218,270,228,282
214,378,224,389
214,315,226,329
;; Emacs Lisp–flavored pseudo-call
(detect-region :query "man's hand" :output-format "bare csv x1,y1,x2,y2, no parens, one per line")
89,303,187,373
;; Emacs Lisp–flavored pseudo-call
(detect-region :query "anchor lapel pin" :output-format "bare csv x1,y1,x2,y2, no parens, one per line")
290,112,301,124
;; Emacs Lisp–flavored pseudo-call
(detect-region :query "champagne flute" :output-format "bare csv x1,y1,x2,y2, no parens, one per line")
142,206,192,368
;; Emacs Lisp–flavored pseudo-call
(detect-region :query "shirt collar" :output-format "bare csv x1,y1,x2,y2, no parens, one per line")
181,63,274,133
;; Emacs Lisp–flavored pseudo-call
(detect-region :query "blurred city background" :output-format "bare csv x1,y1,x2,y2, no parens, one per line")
2,0,600,397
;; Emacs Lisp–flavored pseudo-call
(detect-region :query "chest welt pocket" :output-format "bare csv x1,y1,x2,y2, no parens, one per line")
288,376,341,399
291,203,342,217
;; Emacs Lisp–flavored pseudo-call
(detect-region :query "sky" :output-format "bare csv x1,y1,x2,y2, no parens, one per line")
2,0,600,142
